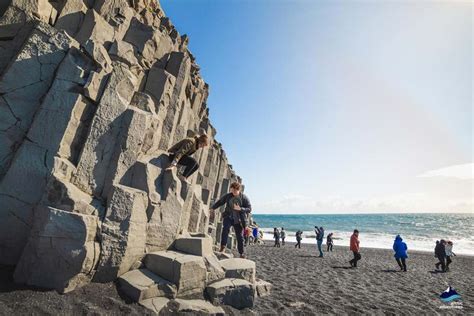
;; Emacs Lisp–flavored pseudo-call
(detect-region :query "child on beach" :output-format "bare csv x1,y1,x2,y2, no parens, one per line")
349,229,361,267
393,235,408,272
295,230,302,248
280,228,286,246
435,239,447,272
445,241,456,271
327,233,334,252
273,228,280,247
253,227,259,244
244,227,250,246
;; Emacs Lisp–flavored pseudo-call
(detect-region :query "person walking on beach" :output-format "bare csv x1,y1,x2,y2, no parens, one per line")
273,227,281,247
393,235,408,272
280,228,286,246
435,239,447,272
314,226,324,257
210,182,252,258
295,230,303,249
166,134,209,182
327,233,334,252
445,241,456,271
349,229,361,267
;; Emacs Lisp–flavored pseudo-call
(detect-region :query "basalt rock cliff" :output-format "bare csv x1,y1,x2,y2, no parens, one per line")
0,0,269,312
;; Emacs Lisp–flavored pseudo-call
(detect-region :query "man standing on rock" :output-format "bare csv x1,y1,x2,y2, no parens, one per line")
210,182,252,258
166,134,209,182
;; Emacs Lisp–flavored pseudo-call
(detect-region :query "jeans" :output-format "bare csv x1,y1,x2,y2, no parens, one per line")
168,154,199,178
396,258,407,271
436,256,446,272
317,240,323,257
295,239,301,248
220,216,244,254
350,251,361,267
327,243,333,252
446,256,452,270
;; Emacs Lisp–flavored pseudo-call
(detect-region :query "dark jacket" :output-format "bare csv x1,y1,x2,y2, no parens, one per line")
315,228,324,241
211,192,252,226
435,242,446,258
296,231,302,241
393,235,408,259
168,137,199,162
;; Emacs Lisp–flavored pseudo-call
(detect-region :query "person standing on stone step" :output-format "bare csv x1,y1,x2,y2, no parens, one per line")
166,134,209,183
210,181,252,258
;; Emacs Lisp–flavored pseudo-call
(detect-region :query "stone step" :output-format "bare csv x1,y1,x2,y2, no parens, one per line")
169,299,225,315
174,233,213,257
144,250,207,297
117,268,177,302
206,278,255,309
140,297,170,314
219,258,256,284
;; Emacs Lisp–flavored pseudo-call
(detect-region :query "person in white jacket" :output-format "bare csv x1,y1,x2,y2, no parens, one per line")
445,241,456,271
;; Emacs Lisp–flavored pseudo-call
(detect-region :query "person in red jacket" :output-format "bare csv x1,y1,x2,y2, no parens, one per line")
349,229,361,267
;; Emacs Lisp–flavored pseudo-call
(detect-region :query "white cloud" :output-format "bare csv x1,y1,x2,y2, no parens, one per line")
417,163,474,180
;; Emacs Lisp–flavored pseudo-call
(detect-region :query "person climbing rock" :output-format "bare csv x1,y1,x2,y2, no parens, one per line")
166,134,209,182
210,182,252,258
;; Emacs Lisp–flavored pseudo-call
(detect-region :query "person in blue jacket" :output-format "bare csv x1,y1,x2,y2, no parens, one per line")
393,235,408,272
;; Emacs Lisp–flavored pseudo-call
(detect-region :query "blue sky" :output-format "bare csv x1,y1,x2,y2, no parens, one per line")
161,0,473,214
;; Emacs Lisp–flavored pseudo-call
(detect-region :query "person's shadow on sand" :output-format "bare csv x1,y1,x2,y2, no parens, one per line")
332,266,353,269
382,269,399,273
429,270,446,274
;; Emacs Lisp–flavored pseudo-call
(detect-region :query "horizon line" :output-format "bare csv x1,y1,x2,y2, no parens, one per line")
252,212,473,215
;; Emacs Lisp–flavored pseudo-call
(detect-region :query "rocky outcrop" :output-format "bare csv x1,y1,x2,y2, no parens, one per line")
0,0,267,311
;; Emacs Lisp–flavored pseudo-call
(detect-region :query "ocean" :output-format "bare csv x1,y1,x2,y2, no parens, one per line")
252,213,474,255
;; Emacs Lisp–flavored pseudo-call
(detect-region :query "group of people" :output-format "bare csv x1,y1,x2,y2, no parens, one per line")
269,224,456,273
243,226,263,246
272,227,286,247
434,239,456,272
166,134,253,258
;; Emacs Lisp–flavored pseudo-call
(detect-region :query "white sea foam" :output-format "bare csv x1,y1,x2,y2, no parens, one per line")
261,229,474,255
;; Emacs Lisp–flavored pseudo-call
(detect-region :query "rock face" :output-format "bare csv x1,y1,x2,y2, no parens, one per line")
0,0,264,311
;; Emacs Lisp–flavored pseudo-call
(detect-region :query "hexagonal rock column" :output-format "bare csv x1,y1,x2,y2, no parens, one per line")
93,184,148,282
219,258,256,284
206,278,255,309
118,268,177,302
13,206,100,293
144,250,207,298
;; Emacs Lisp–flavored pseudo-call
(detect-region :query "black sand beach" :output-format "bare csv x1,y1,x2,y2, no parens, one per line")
247,242,473,315
1,243,472,315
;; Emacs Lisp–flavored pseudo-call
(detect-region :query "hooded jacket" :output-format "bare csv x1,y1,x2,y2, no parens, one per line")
393,235,408,259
